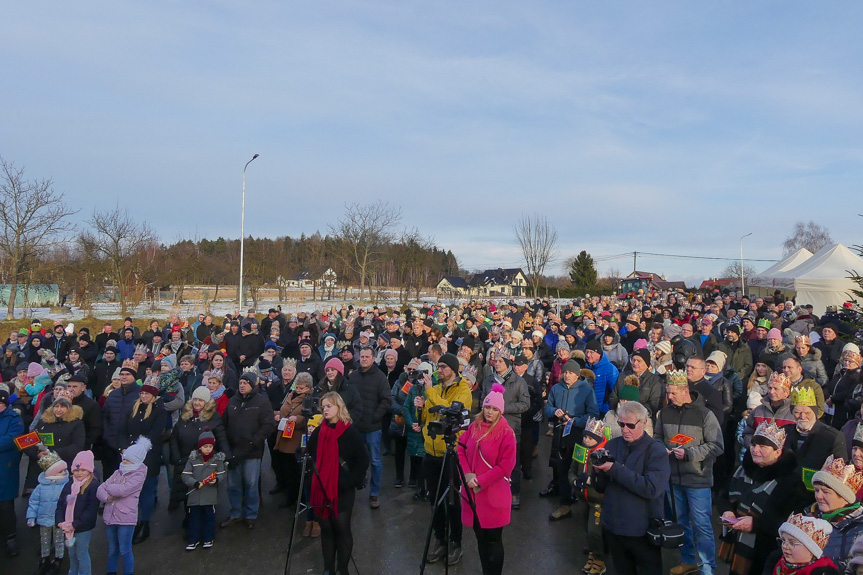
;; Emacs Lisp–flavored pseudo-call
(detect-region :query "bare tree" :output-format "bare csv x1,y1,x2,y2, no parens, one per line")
721,261,758,280
78,205,156,314
783,221,833,256
514,214,559,297
0,158,78,319
328,201,402,302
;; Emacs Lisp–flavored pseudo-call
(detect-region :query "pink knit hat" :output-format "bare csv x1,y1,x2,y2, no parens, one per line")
483,383,506,413
384,349,398,360
27,363,45,378
325,357,344,376
767,328,782,341
71,450,95,474
633,338,648,351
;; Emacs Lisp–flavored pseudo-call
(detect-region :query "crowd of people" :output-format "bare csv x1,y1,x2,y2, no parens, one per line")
0,291,862,575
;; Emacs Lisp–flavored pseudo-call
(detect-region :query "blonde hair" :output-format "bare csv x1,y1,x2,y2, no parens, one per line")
320,391,352,424
130,395,155,420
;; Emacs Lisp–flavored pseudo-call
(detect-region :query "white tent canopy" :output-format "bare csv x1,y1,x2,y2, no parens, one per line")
750,247,813,289
752,244,863,314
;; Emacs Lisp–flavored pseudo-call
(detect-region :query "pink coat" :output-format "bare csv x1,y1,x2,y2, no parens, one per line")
457,417,517,529
96,464,147,526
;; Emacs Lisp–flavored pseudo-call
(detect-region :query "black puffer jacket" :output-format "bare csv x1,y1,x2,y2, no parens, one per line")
222,388,276,460
346,365,392,433
121,399,167,477
169,399,231,463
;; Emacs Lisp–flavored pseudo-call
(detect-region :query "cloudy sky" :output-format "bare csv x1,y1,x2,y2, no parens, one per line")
3,2,862,285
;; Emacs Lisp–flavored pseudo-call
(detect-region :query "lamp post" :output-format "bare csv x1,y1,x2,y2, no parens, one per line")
740,232,752,295
239,154,259,308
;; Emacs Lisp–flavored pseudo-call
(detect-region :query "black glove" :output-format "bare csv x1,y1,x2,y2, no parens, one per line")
574,473,589,491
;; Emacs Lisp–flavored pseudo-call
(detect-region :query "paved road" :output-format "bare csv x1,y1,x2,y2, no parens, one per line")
4,432,720,575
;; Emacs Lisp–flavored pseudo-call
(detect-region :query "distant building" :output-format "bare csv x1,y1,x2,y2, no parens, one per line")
281,267,338,289
436,268,528,299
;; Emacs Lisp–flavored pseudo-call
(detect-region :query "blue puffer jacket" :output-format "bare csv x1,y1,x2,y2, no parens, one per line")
543,377,599,429
26,472,69,526
115,338,136,361
587,352,620,415
0,407,25,502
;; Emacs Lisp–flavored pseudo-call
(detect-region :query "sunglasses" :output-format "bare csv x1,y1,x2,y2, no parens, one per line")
617,420,639,430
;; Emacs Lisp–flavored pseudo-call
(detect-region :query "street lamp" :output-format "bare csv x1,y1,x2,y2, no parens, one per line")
239,153,259,308
740,232,752,295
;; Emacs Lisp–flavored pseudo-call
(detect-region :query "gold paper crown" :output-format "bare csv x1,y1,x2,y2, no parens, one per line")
784,513,830,550
768,371,792,390
790,386,817,407
819,455,863,494
666,370,688,387
753,421,787,449
584,417,604,439
283,357,297,368
854,422,863,445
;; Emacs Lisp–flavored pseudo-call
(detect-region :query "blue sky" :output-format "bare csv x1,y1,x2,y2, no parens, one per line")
3,2,862,286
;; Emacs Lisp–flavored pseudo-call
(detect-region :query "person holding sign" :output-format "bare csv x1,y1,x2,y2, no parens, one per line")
655,369,724,575
541,359,599,521
567,417,610,575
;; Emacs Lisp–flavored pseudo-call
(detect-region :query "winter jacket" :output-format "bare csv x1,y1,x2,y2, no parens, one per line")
402,381,427,458
783,422,846,494
27,405,86,466
0,406,24,502
346,365,392,434
457,416,517,529
608,369,664,417
741,397,794,448
296,353,323,382
91,358,121,397
797,347,829,387
825,368,862,430
595,433,670,538
102,382,141,450
316,375,363,422
814,338,845,379
179,368,203,397
55,477,101,533
544,376,600,431
654,391,724,488
817,502,863,574
724,339,754,383
181,450,227,507
587,352,620,415
121,399,167,477
97,464,147,526
417,377,473,458
116,337,136,361
72,393,102,449
705,372,733,416
236,333,265,369
481,369,530,439
222,388,277,460
307,422,370,514
273,391,308,455
170,399,231,464
601,340,628,371
26,472,68,526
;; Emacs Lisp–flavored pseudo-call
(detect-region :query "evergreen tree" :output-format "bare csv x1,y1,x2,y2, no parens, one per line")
568,250,597,292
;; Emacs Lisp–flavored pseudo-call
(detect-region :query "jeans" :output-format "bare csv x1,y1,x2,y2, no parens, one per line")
105,524,135,575
187,505,216,544
670,485,715,575
363,430,382,497
68,529,93,575
227,458,262,519
138,475,159,521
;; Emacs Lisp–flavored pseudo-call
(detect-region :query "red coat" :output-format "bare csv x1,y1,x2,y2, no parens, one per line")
214,393,229,416
457,416,517,529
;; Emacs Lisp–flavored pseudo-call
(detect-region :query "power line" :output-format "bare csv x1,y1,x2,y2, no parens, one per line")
635,251,778,262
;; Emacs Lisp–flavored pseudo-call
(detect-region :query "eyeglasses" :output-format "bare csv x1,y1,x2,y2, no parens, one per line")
617,420,640,430
776,537,803,549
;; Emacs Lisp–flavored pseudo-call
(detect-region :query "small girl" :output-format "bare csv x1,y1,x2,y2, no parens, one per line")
568,417,610,575
26,450,69,575
772,513,838,575
97,436,150,575
181,429,226,550
56,450,100,575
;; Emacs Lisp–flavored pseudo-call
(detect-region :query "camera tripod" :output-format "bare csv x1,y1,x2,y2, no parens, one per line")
283,434,362,575
418,433,477,575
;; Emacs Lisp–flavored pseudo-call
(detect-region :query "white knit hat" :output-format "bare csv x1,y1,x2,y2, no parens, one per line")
191,386,212,402
122,436,152,470
844,342,861,356
779,514,832,559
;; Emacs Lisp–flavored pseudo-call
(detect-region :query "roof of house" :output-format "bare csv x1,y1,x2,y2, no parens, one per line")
439,276,469,289
468,268,525,287
653,279,687,290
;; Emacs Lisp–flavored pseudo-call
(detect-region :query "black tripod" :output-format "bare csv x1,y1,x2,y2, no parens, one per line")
418,433,477,575
283,433,361,575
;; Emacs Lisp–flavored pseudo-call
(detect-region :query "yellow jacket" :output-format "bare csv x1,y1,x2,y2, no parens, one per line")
420,376,473,457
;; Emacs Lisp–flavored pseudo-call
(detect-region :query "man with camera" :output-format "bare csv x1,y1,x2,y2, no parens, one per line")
413,353,473,565
593,400,670,575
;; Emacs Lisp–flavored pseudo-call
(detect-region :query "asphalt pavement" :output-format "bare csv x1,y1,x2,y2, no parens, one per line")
3,431,727,575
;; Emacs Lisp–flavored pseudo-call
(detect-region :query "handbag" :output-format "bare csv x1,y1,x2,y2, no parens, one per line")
646,483,684,549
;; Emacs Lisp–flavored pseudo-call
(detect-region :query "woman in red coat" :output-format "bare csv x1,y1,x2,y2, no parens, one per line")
458,383,517,575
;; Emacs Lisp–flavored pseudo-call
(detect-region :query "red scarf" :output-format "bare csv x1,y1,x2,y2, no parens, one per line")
773,556,837,575
312,420,349,519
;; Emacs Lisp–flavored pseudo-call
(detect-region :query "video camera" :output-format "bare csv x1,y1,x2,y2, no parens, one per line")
301,396,321,418
426,401,470,440
589,448,615,466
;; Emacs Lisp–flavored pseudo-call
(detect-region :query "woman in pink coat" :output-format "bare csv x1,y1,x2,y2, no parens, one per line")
458,383,517,575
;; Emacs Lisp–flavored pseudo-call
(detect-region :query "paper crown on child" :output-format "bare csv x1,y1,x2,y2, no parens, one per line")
752,421,787,450
583,417,608,442
666,370,688,387
812,455,863,504
779,513,832,559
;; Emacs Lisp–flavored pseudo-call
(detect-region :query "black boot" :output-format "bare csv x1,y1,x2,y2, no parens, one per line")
45,558,61,575
5,536,19,557
33,557,49,575
132,521,150,544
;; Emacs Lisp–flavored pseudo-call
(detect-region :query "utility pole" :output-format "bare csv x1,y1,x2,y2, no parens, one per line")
633,251,638,274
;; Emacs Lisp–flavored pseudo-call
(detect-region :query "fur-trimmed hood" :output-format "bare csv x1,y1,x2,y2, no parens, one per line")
180,397,217,422
41,404,83,424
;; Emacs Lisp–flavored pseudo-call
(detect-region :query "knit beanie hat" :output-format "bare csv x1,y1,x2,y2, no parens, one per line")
198,428,216,448
325,357,345,376
585,340,602,355
438,353,460,374
561,359,582,375
633,338,648,351
123,436,153,470
767,328,782,341
111,367,123,380
656,340,672,355
632,348,651,366
618,375,640,402
384,349,398,360
778,514,832,560
38,451,67,476
191,386,212,402
71,450,95,474
483,383,506,414
706,351,727,372
27,363,45,378
556,340,570,352
664,325,682,339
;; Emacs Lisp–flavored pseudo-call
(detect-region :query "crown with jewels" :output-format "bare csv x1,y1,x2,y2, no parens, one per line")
818,455,863,495
584,417,606,440
790,386,817,407
666,369,688,387
753,420,787,449
768,371,792,390
783,513,831,551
